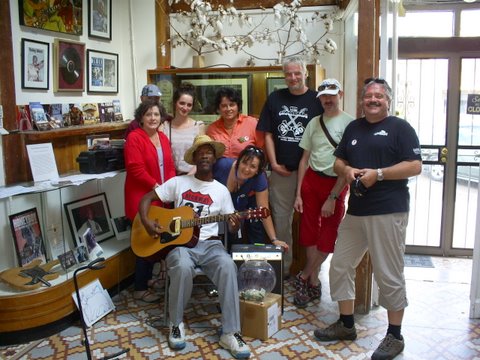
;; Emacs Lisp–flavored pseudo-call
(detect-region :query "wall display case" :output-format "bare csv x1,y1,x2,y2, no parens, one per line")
148,65,325,124
0,172,134,345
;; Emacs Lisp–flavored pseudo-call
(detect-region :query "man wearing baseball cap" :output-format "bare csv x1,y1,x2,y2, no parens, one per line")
293,78,354,308
140,84,162,102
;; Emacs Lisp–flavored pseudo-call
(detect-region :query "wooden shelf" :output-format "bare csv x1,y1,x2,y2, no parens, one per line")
18,122,129,141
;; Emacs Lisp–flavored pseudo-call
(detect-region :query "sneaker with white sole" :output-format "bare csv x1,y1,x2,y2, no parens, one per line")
168,322,186,350
371,333,405,360
219,332,251,359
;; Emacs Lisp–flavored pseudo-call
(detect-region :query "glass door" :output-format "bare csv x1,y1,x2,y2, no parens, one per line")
394,56,479,256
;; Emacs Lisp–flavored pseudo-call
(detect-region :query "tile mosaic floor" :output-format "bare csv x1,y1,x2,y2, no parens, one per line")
1,256,479,359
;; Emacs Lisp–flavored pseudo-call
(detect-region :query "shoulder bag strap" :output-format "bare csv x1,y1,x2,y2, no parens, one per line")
319,115,338,148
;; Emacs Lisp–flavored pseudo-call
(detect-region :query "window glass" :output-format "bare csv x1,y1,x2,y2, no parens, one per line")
396,11,453,37
460,9,480,36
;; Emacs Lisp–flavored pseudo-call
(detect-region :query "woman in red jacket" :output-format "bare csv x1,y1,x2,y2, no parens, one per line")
124,99,176,302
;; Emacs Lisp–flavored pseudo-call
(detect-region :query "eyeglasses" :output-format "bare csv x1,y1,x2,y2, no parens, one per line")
364,77,387,85
245,146,263,154
318,84,339,91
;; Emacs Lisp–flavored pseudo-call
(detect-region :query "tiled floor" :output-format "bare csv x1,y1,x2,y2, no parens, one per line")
1,256,479,359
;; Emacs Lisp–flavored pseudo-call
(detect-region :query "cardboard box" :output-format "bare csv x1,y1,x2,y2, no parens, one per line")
239,292,282,340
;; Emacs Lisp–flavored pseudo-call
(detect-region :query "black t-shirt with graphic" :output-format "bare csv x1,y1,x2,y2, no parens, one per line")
257,88,323,171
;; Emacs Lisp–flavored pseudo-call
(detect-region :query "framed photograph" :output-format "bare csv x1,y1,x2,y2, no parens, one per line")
64,193,114,246
87,50,118,93
58,249,77,270
180,76,251,124
21,39,49,90
53,39,85,92
75,244,89,263
266,77,288,96
9,208,47,267
111,216,131,241
18,1,82,35
88,0,112,40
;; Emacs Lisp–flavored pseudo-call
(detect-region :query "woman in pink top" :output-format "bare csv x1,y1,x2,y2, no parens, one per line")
206,87,264,158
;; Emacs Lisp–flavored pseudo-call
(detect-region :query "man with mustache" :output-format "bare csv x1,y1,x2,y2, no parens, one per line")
314,78,422,360
293,79,353,308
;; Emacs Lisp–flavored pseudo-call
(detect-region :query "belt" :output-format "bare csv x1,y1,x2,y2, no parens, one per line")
207,236,222,240
313,170,337,178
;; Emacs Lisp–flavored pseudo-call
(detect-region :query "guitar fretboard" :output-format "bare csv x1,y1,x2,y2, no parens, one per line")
181,213,235,229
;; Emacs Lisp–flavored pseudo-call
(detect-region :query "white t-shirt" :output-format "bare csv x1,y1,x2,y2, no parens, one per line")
154,175,234,241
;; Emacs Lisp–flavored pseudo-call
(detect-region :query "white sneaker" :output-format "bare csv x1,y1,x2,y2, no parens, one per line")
168,322,186,350
219,332,251,359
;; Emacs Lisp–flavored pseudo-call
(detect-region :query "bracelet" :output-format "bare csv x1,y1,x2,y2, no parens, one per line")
271,238,279,242
328,192,339,200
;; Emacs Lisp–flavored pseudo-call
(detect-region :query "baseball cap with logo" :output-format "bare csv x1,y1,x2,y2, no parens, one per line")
317,78,342,97
141,84,162,97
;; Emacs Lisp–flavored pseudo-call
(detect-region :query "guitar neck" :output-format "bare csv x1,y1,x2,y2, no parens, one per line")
181,212,235,229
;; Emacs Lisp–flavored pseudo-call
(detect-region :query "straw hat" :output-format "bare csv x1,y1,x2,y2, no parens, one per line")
184,135,225,165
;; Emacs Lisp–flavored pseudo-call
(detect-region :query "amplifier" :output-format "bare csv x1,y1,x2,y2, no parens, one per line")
231,244,284,312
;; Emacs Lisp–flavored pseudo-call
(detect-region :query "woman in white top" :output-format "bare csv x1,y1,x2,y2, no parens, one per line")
163,83,205,175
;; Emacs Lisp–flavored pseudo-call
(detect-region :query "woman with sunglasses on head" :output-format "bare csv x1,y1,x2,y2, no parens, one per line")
213,145,289,252
207,87,264,158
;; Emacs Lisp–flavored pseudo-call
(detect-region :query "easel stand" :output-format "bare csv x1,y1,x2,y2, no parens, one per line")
73,258,130,359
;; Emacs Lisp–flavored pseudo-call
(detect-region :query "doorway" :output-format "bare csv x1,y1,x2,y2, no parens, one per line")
393,55,480,256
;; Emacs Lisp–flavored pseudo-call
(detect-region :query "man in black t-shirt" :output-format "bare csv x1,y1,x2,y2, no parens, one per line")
314,78,422,360
257,56,323,277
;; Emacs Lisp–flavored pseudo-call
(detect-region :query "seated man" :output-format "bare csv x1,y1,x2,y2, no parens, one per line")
138,135,251,359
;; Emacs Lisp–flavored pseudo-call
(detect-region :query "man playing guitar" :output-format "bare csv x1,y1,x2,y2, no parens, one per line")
138,135,251,359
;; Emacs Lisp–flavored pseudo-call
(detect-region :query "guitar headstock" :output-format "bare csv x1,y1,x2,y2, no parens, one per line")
243,207,270,220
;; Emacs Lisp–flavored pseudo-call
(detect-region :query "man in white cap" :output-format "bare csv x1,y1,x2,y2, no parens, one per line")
140,84,162,103
293,78,354,308
138,135,251,359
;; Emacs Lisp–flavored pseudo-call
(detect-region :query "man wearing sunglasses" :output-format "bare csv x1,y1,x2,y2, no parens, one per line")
256,56,323,278
293,79,353,308
314,78,422,360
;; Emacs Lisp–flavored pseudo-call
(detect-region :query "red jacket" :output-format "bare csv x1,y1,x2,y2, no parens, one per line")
124,128,176,220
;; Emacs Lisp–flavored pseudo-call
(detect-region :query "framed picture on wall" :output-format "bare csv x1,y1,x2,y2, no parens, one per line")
21,39,49,90
88,0,112,40
18,1,83,35
87,50,118,93
53,39,85,92
64,193,114,246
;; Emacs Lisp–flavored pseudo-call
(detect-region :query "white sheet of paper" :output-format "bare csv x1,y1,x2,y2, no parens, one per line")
267,301,280,337
71,279,115,327
26,143,59,182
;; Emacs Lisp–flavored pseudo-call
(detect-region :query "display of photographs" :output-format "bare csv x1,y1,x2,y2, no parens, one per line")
64,193,114,247
9,208,47,266
88,0,112,40
21,38,49,90
82,228,104,260
87,50,118,93
54,39,85,92
58,249,77,270
19,0,83,35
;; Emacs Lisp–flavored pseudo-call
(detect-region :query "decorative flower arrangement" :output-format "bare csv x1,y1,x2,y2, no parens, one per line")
167,0,341,65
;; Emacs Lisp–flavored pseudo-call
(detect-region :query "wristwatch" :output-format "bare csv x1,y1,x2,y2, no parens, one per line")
377,168,384,181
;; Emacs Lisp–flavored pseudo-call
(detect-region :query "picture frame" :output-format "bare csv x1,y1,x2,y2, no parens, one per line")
18,1,83,35
53,39,85,92
21,38,49,90
64,193,114,247
9,208,47,266
88,0,112,40
58,249,77,270
110,216,131,241
87,50,118,93
180,76,251,124
266,77,288,96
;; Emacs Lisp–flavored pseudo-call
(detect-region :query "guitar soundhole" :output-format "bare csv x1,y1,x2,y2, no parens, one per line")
160,232,179,244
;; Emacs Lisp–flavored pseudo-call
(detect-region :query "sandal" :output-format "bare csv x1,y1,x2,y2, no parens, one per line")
134,289,161,303
148,278,165,291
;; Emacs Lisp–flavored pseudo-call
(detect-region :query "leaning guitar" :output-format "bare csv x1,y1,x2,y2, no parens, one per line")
131,206,270,258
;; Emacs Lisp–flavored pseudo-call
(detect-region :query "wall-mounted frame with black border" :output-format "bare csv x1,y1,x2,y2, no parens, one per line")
21,38,49,90
87,50,118,93
64,193,114,247
8,208,47,267
88,0,112,40
53,39,85,92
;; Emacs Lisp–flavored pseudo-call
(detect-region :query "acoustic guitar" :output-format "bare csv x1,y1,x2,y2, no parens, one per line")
131,206,270,258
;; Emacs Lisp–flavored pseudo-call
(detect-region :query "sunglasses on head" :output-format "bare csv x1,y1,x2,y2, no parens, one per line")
364,77,387,85
245,146,263,155
318,84,339,91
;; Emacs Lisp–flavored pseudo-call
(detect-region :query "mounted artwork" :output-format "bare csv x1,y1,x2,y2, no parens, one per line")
18,0,83,35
